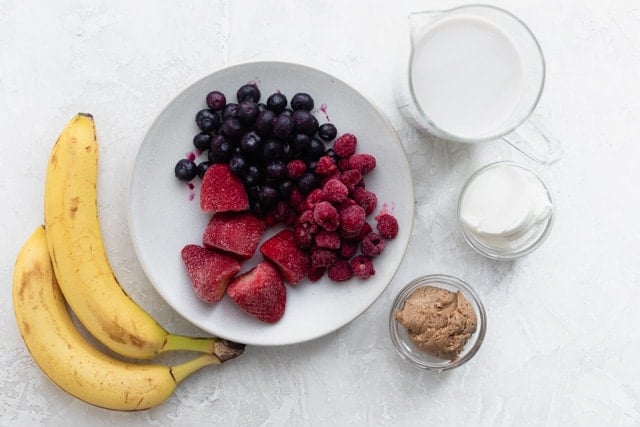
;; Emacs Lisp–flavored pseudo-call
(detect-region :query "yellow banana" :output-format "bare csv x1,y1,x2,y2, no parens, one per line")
44,113,223,359
13,226,244,411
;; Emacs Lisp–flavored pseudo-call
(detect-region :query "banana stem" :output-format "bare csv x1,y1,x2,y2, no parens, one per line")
170,354,221,384
163,334,246,362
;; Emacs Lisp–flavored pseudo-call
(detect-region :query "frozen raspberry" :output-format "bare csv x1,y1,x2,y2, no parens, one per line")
311,247,338,269
338,239,358,259
340,169,362,193
299,188,325,212
295,210,318,249
322,178,348,204
348,153,376,175
315,155,338,176
315,230,341,250
376,213,399,239
350,255,375,279
338,204,366,238
333,133,357,158
328,260,353,282
287,159,307,179
356,222,373,241
337,158,351,172
308,267,326,282
352,187,377,215
289,187,304,211
361,232,385,257
313,201,340,232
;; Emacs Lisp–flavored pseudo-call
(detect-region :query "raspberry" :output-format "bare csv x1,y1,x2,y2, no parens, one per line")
308,267,326,282
348,153,376,175
313,201,340,232
350,255,375,279
328,260,353,282
376,213,399,239
361,232,385,257
352,187,377,215
311,247,337,269
295,210,318,249
289,187,304,210
337,158,351,172
315,230,341,250
338,204,366,238
315,155,338,176
333,133,357,158
339,169,362,193
299,188,325,212
322,178,349,204
287,160,307,179
356,222,373,241
338,239,358,259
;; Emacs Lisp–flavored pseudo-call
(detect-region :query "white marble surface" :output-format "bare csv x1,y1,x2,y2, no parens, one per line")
2,0,640,425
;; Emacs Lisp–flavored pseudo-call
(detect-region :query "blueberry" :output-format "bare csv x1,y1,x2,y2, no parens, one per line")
325,148,339,163
197,161,211,178
282,142,293,161
306,137,325,160
292,110,318,136
174,159,198,181
243,165,262,186
291,133,311,155
297,172,320,195
240,131,262,156
222,103,240,120
259,185,279,208
250,200,266,217
279,179,294,198
195,109,220,132
291,93,314,111
237,84,261,103
273,113,294,140
237,101,260,125
257,102,268,112
193,132,212,151
255,109,276,137
228,153,248,176
267,93,287,113
206,91,226,111
220,118,243,140
265,160,287,180
262,139,284,162
209,134,234,163
318,123,337,141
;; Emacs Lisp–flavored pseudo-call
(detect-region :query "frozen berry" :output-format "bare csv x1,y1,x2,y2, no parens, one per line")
255,109,276,136
206,91,226,111
220,118,243,140
237,84,261,103
267,92,287,113
311,247,337,269
259,185,279,208
262,139,284,162
222,103,240,120
193,132,212,151
315,230,341,250
292,133,311,155
291,93,314,111
340,169,363,193
313,201,340,232
352,187,378,215
350,255,375,279
175,158,198,181
376,213,399,239
237,101,260,124
273,113,294,140
348,153,376,175
338,204,366,237
286,159,307,179
196,109,220,132
265,160,287,181
197,161,211,178
315,155,338,176
328,260,352,282
243,165,262,187
306,138,325,161
333,133,357,158
361,232,385,257
318,123,337,141
308,267,326,282
241,131,262,156
279,180,295,199
209,134,234,163
322,178,348,204
228,153,248,175
297,172,320,195
338,239,358,259
292,110,318,136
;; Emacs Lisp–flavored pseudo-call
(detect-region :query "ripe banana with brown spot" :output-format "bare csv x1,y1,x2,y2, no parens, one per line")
13,226,245,411
44,113,225,359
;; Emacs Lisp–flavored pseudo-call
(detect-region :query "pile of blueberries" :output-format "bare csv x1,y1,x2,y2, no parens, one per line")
175,84,338,217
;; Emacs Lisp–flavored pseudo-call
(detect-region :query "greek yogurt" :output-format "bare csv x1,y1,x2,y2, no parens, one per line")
458,162,553,258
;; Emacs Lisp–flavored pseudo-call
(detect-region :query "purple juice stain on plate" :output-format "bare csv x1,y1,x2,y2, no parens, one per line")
188,182,196,201
319,103,330,122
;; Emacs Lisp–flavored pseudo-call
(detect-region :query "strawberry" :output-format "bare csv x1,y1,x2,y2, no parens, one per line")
181,244,242,303
259,229,311,285
200,164,249,213
203,212,266,259
226,261,286,323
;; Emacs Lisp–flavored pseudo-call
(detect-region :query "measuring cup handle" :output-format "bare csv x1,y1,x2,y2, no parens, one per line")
501,115,562,164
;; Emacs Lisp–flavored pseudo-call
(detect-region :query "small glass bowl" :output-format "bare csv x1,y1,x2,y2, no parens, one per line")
389,274,487,372
457,161,555,260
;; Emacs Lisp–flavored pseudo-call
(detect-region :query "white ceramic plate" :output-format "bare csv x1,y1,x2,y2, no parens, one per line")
128,61,414,346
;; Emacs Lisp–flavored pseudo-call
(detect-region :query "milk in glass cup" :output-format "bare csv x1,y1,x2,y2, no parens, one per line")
396,5,561,164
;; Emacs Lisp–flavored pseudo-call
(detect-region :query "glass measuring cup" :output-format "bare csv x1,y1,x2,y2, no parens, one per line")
395,4,561,164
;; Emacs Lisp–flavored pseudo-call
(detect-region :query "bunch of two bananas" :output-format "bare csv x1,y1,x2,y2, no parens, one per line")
12,114,244,411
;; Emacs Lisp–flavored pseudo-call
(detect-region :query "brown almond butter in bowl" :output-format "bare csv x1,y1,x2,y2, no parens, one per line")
394,285,477,361
389,275,486,371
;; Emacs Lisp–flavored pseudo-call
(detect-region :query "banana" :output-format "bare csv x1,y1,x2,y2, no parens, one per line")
44,113,223,359
13,226,245,411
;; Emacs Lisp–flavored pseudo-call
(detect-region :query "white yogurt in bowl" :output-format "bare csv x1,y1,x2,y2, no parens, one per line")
457,161,554,259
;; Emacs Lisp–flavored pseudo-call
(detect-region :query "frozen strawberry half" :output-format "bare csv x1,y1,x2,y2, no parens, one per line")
200,164,249,214
203,212,266,259
259,229,311,285
181,244,242,303
226,261,286,323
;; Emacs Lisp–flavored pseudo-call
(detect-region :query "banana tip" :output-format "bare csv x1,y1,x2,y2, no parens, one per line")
78,112,94,119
